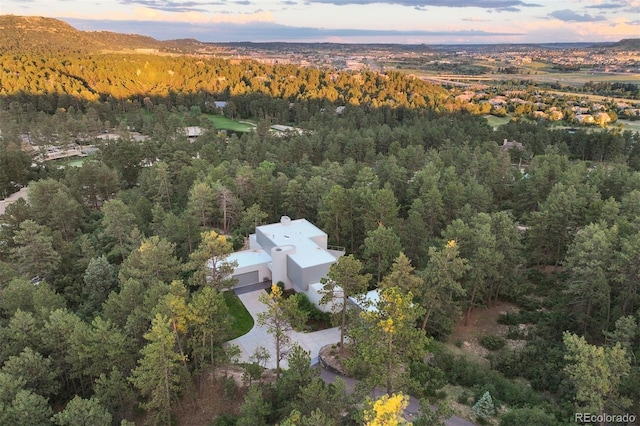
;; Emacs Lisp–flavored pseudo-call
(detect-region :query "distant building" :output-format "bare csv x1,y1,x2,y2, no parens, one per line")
500,139,524,151
227,216,345,311
183,126,204,138
575,114,595,124
270,124,304,135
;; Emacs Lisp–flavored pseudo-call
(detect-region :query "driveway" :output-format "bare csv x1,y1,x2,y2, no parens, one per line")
226,288,340,369
228,287,475,426
0,187,28,215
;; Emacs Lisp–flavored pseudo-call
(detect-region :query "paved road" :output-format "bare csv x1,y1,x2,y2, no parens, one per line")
320,367,475,426
0,187,28,215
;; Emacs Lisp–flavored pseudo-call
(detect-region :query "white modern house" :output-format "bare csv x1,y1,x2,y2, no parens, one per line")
227,216,345,310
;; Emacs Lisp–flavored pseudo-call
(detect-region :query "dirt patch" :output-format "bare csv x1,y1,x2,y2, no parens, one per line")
448,301,520,362
175,366,247,426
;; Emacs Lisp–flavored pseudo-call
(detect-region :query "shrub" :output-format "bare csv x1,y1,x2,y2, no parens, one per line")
488,349,521,378
497,312,519,325
457,391,472,405
433,352,548,408
408,361,447,398
499,407,557,426
480,335,506,351
295,293,331,323
514,295,542,311
211,414,239,426
222,376,237,400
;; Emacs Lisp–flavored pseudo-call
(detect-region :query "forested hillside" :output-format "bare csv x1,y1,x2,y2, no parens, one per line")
0,19,639,426
0,15,165,53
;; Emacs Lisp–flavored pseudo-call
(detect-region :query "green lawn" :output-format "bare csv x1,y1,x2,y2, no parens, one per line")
483,115,512,128
224,291,254,340
206,114,255,133
49,156,88,168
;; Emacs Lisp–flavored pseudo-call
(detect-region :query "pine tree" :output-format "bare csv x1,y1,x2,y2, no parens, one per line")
129,314,187,426
472,391,495,418
257,284,307,379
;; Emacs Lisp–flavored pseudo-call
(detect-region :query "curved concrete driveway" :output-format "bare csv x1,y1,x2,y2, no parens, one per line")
228,288,475,426
226,288,341,369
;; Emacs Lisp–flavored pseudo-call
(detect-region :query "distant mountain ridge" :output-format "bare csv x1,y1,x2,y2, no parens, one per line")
613,38,640,49
0,15,173,53
2,14,638,55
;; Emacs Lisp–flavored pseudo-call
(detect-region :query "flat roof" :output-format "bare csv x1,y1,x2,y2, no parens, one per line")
227,249,271,269
256,218,326,248
349,289,380,312
288,239,338,269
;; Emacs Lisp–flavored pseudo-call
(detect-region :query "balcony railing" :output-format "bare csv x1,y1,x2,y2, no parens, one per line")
327,244,346,253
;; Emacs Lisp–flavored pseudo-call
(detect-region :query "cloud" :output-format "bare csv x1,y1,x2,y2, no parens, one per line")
463,17,490,22
304,0,542,11
118,0,225,13
586,3,625,9
549,9,607,22
63,18,523,42
586,0,640,12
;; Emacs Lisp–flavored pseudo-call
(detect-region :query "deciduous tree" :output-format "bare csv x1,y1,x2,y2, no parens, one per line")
347,286,430,395
186,230,237,289
363,392,411,426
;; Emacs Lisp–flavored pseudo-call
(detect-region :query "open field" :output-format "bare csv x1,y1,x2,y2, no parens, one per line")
483,115,512,128
206,115,255,133
48,156,89,168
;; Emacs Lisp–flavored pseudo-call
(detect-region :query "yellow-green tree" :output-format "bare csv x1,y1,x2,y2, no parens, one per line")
186,230,237,289
563,332,631,416
187,286,231,373
363,392,412,426
347,286,430,395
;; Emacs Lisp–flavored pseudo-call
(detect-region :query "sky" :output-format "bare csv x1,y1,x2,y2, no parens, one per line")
2,0,639,44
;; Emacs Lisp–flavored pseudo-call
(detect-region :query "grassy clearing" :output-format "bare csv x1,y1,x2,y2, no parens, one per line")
224,291,254,340
483,115,512,128
206,114,255,133
49,156,89,168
